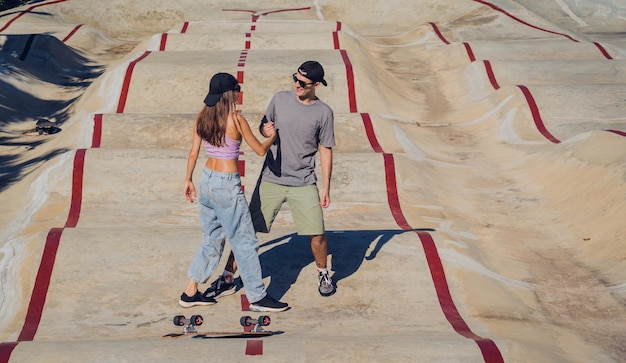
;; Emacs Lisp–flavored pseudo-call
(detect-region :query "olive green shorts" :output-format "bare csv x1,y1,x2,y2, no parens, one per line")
250,181,324,235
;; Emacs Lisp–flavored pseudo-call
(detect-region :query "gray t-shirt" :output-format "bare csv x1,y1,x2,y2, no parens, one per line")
261,90,335,187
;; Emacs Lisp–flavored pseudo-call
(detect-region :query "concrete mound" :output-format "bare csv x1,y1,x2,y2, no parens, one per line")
1,1,624,362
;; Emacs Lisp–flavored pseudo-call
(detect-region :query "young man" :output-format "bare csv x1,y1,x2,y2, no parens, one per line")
204,60,336,299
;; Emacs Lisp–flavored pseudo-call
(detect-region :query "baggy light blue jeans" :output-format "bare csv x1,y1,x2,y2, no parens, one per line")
187,168,266,303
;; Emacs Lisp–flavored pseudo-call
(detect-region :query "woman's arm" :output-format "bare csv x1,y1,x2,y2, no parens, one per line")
235,113,277,156
184,123,202,202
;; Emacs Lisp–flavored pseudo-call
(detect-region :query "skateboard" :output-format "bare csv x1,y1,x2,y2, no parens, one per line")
163,314,281,339
22,118,62,135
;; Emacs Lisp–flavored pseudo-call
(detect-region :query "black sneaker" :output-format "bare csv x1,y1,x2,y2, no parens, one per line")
179,291,217,308
249,294,289,312
318,271,336,297
203,275,237,299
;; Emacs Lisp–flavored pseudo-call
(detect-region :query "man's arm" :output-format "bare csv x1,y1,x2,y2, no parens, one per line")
319,145,333,208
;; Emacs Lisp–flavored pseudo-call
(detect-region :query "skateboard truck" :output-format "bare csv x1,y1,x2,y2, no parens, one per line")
173,314,203,334
240,315,271,333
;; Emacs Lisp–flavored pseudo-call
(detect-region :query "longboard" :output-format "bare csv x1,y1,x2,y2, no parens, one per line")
163,314,280,339
164,330,280,339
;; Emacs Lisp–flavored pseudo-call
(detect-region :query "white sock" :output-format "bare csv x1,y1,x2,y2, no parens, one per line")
317,268,328,275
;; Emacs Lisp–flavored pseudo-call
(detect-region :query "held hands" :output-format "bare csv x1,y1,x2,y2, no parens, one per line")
262,121,277,137
184,181,197,202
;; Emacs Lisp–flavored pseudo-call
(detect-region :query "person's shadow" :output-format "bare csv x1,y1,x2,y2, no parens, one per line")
257,228,434,299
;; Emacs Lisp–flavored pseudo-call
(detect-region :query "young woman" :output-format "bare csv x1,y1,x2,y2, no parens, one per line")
180,72,288,312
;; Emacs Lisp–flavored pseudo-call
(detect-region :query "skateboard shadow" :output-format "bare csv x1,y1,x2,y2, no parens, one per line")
258,228,434,300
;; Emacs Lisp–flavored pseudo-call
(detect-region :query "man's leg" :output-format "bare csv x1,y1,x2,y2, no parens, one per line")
310,233,328,269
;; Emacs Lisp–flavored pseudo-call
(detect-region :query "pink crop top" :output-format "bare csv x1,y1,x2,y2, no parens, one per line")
204,135,242,159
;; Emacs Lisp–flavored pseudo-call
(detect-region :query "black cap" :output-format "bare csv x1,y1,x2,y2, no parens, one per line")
297,60,327,86
204,73,239,107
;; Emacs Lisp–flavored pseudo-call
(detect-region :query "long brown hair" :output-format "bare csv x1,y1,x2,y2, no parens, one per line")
195,90,239,147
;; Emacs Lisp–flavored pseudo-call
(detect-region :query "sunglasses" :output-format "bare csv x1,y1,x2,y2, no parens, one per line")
292,73,314,88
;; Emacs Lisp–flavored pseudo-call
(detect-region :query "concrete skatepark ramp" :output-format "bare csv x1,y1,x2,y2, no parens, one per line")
1,0,625,362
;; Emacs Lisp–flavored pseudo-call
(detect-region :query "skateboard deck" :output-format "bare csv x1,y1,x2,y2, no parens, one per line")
163,314,280,339
164,330,279,339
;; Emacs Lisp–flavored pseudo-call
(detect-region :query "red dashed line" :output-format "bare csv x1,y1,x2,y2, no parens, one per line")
19,228,64,341
61,24,83,42
333,22,342,49
1,148,88,361
471,0,579,42
92,114,103,148
382,153,504,363
340,50,357,113
483,60,500,90
517,85,561,143
463,42,476,62
159,33,168,51
245,340,264,355
0,0,70,32
606,130,626,137
117,51,151,113
428,22,450,45
592,42,613,60
181,21,189,33
360,113,383,153
342,39,504,360
0,342,18,362
65,149,86,228
259,7,311,16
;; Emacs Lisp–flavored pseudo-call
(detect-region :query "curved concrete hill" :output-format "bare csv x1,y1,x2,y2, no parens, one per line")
1,1,624,362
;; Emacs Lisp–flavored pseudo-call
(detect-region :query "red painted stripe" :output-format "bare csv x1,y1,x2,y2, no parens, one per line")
333,20,343,49
159,33,167,51
340,50,357,113
245,40,251,49
61,24,83,43
592,42,613,60
237,71,244,84
483,60,500,90
360,113,384,153
246,340,264,355
116,51,151,113
382,154,504,363
65,149,86,228
92,114,103,148
0,342,19,362
429,22,450,45
606,129,626,137
471,0,578,42
238,160,245,176
517,85,561,143
0,0,70,32
18,227,64,341
180,21,189,33
259,7,311,16
240,294,251,311
463,43,476,62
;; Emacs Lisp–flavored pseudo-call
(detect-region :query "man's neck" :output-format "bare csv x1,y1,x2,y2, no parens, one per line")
297,93,317,105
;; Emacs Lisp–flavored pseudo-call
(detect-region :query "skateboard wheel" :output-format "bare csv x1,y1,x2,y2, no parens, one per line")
259,315,271,326
173,315,186,326
190,314,203,326
240,315,252,327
